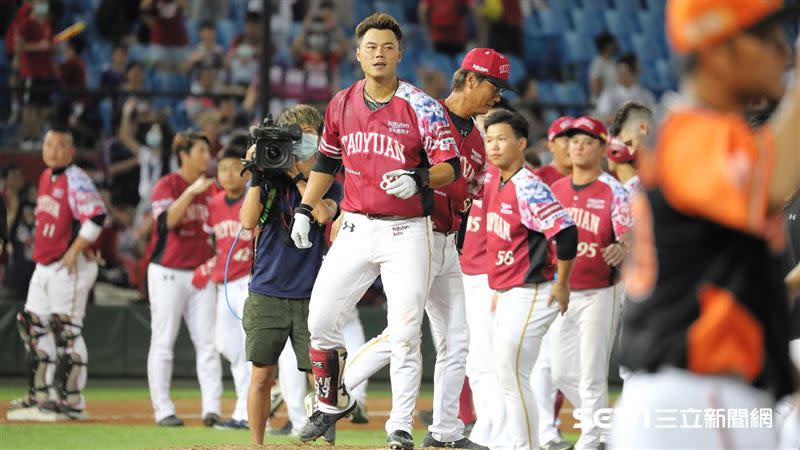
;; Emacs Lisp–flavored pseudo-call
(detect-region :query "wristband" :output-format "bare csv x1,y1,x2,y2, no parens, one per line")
409,168,430,188
291,173,307,184
250,169,266,187
296,203,314,220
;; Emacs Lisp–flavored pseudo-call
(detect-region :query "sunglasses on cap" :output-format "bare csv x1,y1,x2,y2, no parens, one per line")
476,75,506,96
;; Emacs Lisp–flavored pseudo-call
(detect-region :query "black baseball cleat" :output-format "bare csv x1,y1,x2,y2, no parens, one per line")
297,401,357,442
422,431,488,449
387,430,414,450
203,412,221,427
157,414,184,427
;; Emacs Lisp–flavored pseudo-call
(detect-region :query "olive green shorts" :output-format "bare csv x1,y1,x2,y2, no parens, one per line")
242,291,311,370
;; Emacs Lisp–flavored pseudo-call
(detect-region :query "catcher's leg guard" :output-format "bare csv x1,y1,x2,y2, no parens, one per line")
16,310,53,405
51,314,87,408
309,347,351,409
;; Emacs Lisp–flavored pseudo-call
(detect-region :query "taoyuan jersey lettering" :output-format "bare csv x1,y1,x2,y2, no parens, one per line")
431,101,489,233
33,165,107,264
318,79,459,217
204,192,253,283
484,167,575,290
148,172,215,269
459,166,498,275
552,173,632,290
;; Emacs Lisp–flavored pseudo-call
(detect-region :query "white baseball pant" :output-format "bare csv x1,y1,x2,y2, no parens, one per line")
215,276,250,422
307,212,433,434
463,273,506,447
278,339,309,432
24,253,98,409
343,231,468,441
494,282,560,450
610,368,778,450
777,339,800,449
531,329,561,445
147,263,222,422
550,284,621,450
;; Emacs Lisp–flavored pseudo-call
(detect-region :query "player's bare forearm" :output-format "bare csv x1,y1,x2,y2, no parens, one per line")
767,61,800,210
166,190,197,230
312,198,338,225
555,258,574,287
240,185,264,230
66,235,93,257
428,161,456,189
786,262,800,301
300,171,335,208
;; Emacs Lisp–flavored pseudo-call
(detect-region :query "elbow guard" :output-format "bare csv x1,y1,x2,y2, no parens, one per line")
78,216,105,242
445,157,461,181
555,225,578,260
312,152,342,175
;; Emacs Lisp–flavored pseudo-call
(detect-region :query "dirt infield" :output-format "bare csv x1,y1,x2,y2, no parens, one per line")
1,395,580,431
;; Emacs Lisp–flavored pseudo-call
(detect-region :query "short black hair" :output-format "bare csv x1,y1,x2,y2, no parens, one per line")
199,19,215,30
245,12,261,23
610,101,653,135
594,32,617,53
67,35,86,55
219,144,246,161
484,109,529,140
618,53,639,74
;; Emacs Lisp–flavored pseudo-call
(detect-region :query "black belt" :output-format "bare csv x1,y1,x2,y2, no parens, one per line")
364,214,409,221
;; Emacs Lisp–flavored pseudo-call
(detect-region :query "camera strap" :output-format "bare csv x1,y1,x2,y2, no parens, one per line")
257,187,277,227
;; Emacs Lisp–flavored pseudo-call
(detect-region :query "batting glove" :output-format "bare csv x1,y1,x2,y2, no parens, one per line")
381,169,429,200
290,203,314,249
192,257,215,289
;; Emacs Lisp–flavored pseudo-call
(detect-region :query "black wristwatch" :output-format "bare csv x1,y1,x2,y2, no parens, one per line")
291,173,307,184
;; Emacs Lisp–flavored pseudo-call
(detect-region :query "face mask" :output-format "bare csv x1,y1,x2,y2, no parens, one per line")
33,2,49,16
146,125,162,148
292,133,318,161
237,44,254,58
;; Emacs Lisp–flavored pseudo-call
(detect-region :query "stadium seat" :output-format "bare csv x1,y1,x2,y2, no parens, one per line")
99,99,113,135
571,9,608,38
0,39,7,68
604,9,639,36
631,33,663,62
555,81,587,115
562,32,594,65
548,0,582,13
418,51,455,76
185,18,199,47
537,80,558,106
505,54,526,88
536,9,570,34
544,108,561,126
170,101,192,132
217,19,236,49
374,1,406,22
655,58,677,91
612,0,642,13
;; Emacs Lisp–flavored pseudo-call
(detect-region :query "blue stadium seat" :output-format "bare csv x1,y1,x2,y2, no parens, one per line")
217,19,236,49
544,108,561,126
612,0,642,12
548,0,582,13
418,51,455,76
536,9,570,34
604,9,639,36
631,33,664,62
128,44,149,64
171,101,191,131
537,80,558,106
655,58,677,91
99,99,113,135
374,1,406,22
562,32,594,65
555,81,587,115
505,54,526,88
0,39,7,68
185,18,199,47
643,0,665,12
571,9,607,38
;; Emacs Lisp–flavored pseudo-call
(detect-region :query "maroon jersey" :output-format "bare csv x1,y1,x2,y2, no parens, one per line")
33,166,107,264
431,102,488,233
318,79,458,217
205,192,253,283
459,167,498,275
485,168,575,290
148,172,214,269
551,173,632,290
533,164,567,188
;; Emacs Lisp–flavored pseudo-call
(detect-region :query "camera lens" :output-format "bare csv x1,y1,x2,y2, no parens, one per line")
267,146,281,160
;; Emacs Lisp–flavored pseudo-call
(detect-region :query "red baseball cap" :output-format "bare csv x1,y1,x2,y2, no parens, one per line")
564,116,609,143
607,136,637,163
547,116,575,141
460,48,519,94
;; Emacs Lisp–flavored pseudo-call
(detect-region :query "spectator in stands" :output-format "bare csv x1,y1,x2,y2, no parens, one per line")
291,0,349,102
182,20,224,81
418,0,476,57
417,66,448,99
16,0,56,148
185,61,222,119
101,44,130,90
141,0,189,72
5,0,33,123
187,0,227,24
1,164,36,299
95,0,141,45
595,53,656,123
226,11,261,88
482,0,522,57
104,102,143,210
58,37,102,149
194,109,223,157
217,96,252,135
514,78,546,141
589,32,618,101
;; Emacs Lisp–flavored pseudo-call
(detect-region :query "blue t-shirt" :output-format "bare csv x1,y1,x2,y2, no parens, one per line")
248,177,342,299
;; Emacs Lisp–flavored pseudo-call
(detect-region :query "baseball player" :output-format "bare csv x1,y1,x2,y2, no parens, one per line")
339,48,516,449
191,144,252,429
146,131,222,427
289,13,460,450
483,109,578,450
549,116,632,450
8,128,106,422
239,104,342,445
530,116,575,450
611,1,800,448
607,101,653,194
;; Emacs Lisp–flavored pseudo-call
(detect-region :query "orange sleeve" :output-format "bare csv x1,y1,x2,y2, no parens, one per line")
656,112,774,235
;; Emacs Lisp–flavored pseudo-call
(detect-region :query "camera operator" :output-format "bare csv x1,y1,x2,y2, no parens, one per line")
239,105,342,445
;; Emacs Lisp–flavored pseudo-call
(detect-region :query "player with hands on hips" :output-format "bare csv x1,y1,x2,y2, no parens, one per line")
192,141,254,430
8,128,107,422
239,105,342,445
291,13,460,450
482,110,578,450
340,48,518,450
146,131,222,428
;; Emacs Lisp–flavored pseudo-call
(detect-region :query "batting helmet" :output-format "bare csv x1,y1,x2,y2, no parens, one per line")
607,136,636,164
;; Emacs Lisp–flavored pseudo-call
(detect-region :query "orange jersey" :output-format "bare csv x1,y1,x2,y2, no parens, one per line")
620,107,795,398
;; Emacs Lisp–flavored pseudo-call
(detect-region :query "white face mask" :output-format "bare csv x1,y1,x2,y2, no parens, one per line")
237,44,254,59
292,133,318,161
145,125,162,148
